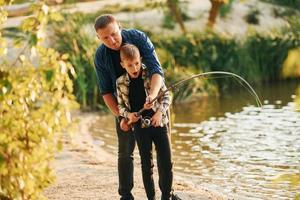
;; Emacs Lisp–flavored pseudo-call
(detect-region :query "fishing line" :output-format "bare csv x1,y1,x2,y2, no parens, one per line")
232,76,262,107
138,71,262,116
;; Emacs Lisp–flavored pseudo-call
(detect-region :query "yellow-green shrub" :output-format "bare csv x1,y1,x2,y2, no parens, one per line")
0,1,78,199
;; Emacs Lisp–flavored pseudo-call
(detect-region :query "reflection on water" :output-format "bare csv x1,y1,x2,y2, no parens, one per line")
91,80,300,199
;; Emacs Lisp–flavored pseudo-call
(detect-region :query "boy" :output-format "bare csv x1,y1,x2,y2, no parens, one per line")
116,44,181,200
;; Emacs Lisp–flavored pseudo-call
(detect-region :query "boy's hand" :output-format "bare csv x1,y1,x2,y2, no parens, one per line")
120,118,131,132
127,112,140,125
144,94,156,110
151,111,163,127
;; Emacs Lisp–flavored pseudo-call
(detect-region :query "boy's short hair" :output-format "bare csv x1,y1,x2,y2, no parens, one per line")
120,44,140,60
94,14,117,31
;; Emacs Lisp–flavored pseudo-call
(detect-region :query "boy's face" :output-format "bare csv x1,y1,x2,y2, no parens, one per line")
121,56,142,79
96,21,122,50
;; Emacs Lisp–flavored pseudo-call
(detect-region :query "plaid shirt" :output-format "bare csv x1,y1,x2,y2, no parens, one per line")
116,65,171,126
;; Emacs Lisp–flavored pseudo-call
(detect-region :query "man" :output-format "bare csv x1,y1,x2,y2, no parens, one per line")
93,14,164,200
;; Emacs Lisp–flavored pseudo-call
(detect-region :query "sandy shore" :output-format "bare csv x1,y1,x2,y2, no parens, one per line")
44,112,227,200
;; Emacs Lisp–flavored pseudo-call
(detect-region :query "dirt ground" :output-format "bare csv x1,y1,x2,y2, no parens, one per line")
44,113,228,200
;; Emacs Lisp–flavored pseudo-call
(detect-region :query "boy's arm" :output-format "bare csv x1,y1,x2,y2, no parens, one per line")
116,82,140,128
116,82,130,119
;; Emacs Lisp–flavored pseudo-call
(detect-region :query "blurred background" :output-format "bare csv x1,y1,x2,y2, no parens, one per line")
1,0,299,199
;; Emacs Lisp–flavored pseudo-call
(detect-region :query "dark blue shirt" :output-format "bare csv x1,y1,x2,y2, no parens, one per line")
94,29,164,96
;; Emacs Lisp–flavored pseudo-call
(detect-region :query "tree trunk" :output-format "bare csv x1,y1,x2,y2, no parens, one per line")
166,0,186,34
207,0,224,28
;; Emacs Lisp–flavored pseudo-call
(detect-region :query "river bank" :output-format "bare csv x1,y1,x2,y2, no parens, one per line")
44,112,227,200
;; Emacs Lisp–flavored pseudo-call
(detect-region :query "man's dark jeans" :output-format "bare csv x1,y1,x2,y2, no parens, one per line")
116,118,136,200
134,123,173,200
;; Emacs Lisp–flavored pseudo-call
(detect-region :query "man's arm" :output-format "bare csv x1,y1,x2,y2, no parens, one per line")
94,48,119,116
132,30,164,78
103,93,119,117
148,73,163,100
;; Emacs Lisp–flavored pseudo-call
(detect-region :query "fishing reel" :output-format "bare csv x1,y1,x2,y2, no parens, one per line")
140,116,151,128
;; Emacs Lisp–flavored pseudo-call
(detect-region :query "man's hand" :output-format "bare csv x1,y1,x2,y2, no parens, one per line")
151,111,163,127
120,118,131,132
127,112,140,125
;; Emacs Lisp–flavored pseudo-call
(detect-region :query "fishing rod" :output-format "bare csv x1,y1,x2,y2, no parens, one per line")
137,71,263,118
127,71,263,128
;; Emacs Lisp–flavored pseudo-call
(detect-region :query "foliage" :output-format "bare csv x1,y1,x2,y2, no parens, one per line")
151,30,300,90
162,11,176,29
164,0,189,34
219,0,234,18
161,5,190,30
263,0,300,10
273,173,300,199
0,1,78,199
47,10,300,108
281,47,300,110
11,0,91,5
285,16,300,39
281,16,300,111
164,66,219,102
244,8,260,25
4,1,294,110
282,47,300,78
51,13,105,111
156,48,218,101
56,1,154,26
272,7,298,19
207,0,229,28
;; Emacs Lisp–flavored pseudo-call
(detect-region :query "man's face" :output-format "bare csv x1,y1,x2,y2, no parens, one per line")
96,22,122,50
121,56,142,79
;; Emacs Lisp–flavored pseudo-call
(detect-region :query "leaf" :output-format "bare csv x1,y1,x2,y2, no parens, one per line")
21,17,40,33
28,33,38,46
45,70,54,82
0,79,12,97
273,173,300,186
50,12,64,22
282,48,300,78
61,53,69,60
0,154,5,166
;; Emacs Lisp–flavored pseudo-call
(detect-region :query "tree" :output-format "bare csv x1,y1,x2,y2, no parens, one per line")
166,0,186,34
207,0,229,28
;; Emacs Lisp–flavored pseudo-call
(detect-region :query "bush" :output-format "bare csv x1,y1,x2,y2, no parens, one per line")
263,0,300,10
0,2,78,199
151,30,300,90
51,13,104,111
244,8,260,25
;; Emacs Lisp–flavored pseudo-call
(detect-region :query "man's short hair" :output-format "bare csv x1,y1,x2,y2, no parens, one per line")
120,44,140,61
94,14,117,31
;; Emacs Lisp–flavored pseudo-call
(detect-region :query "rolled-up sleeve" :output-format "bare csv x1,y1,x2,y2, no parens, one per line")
158,84,171,114
116,82,129,118
94,49,114,95
133,30,164,78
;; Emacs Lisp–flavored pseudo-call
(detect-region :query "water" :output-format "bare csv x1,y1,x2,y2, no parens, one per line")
91,80,300,200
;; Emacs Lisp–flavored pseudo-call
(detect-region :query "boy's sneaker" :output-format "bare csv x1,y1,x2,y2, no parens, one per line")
171,194,183,200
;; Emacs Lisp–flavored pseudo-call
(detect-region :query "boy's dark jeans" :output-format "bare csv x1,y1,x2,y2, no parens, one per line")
134,123,173,200
116,118,136,200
